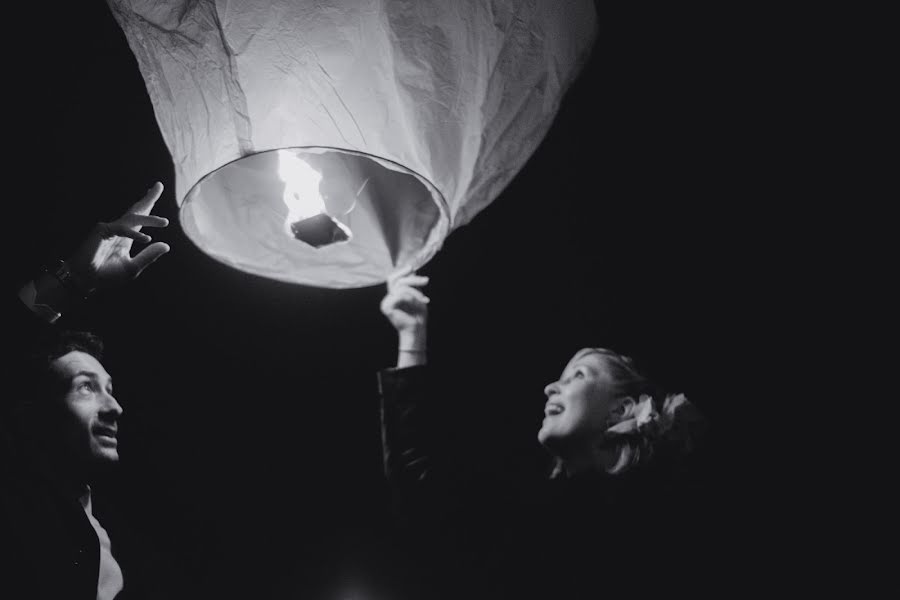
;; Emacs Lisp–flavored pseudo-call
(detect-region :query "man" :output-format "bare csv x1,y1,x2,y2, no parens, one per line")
2,182,170,599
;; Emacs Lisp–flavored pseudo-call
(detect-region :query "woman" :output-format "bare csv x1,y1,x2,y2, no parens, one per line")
539,346,703,479
378,268,713,600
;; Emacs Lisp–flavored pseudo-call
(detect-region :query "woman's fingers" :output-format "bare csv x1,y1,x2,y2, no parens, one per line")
388,264,430,286
390,275,429,293
398,285,430,305
384,267,431,332
381,287,429,318
385,286,429,309
388,263,415,284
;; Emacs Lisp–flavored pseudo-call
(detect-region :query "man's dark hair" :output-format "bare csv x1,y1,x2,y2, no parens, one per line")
25,329,105,403
6,330,106,450
31,329,104,365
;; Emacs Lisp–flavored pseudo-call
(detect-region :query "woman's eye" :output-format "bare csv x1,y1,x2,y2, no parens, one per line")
574,370,585,378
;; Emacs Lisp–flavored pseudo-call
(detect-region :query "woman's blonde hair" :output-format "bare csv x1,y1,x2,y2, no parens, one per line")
549,348,705,478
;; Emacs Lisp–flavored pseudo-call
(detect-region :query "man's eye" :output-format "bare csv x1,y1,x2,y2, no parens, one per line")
77,382,94,392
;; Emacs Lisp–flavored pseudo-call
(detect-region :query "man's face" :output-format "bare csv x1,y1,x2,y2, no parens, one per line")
49,351,122,467
538,351,617,448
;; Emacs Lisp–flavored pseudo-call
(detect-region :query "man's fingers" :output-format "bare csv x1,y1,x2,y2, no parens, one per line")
128,182,165,216
130,242,171,276
117,213,169,231
102,222,152,243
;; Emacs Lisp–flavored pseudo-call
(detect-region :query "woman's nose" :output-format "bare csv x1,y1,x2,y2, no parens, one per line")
544,381,559,397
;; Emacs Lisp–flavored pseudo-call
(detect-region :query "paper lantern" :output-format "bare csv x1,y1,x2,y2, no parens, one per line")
107,0,596,287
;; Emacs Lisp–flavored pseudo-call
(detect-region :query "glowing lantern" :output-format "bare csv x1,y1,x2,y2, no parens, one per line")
107,0,596,287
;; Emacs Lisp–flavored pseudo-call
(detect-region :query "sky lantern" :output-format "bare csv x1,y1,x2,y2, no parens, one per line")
107,0,596,287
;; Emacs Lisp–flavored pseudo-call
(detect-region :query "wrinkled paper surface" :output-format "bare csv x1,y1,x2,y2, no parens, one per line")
108,0,596,286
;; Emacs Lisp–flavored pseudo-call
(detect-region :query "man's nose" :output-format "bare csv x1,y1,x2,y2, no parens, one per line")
100,391,123,418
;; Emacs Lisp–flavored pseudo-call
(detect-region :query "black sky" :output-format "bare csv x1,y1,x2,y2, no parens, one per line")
6,3,756,598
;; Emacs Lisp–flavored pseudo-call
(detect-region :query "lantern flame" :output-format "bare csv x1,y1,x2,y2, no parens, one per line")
277,149,353,246
278,151,326,234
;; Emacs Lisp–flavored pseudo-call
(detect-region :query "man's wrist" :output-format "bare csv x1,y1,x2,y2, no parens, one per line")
18,261,94,324
53,259,96,298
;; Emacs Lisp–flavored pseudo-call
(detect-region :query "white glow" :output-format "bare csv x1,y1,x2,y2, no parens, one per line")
278,151,326,233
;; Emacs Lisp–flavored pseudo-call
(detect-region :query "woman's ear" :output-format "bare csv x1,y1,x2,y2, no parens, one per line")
608,396,635,425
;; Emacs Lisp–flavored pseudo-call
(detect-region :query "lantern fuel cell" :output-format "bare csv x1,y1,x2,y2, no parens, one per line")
107,0,597,288
184,148,439,283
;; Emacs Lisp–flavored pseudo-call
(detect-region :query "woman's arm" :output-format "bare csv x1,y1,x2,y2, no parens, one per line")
380,266,429,368
378,266,433,483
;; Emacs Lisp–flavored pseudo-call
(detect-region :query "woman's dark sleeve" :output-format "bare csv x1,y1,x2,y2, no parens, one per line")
378,365,437,486
377,365,538,597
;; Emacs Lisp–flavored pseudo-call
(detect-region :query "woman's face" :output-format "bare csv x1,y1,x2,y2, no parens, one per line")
538,350,618,448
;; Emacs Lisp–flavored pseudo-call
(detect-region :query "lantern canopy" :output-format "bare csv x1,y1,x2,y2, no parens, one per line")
107,0,597,287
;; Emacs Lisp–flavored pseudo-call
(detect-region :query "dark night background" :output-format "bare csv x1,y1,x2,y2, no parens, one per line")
5,2,766,598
